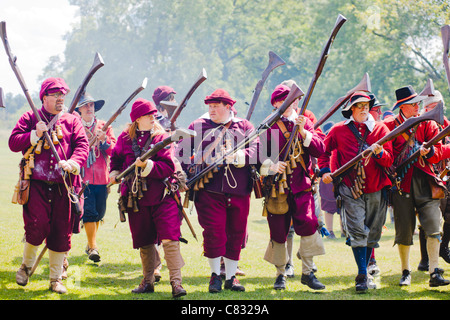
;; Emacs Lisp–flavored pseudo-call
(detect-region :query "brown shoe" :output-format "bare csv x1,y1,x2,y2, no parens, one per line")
171,280,187,298
49,279,67,294
16,264,31,286
131,279,154,294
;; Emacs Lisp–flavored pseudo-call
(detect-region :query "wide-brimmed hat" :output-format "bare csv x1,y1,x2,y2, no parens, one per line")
392,85,426,110
152,86,176,106
341,91,375,119
130,98,157,123
369,93,386,108
39,77,70,102
76,93,105,112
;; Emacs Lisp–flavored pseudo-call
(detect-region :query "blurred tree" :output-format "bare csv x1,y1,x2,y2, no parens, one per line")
34,0,450,131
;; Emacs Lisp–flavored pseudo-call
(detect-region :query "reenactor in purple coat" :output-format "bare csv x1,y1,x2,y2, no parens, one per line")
9,77,89,294
259,84,326,291
176,89,257,293
109,98,186,298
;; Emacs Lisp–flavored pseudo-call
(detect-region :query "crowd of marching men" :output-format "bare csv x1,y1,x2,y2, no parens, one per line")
7,74,450,298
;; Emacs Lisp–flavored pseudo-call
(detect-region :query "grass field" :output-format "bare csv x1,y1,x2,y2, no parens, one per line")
0,130,449,304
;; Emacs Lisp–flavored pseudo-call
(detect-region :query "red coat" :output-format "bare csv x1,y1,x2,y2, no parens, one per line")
9,107,89,187
259,116,324,194
436,116,450,161
384,113,443,193
110,130,175,206
318,118,393,193
81,119,116,185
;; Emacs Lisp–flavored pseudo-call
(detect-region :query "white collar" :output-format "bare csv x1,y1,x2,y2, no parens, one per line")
200,111,241,123
344,113,376,132
280,108,297,122
82,117,96,127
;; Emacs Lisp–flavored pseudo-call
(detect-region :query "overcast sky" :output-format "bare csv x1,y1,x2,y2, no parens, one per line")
0,0,78,96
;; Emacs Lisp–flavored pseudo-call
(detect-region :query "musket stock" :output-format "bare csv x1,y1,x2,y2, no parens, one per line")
419,78,435,96
245,51,286,121
168,68,207,131
68,52,105,114
266,14,346,188
160,100,178,119
107,128,196,188
89,77,147,148
331,102,445,180
441,25,450,92
315,72,371,130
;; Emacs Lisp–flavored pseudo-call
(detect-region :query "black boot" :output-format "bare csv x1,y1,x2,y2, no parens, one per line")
301,272,325,290
429,268,450,287
417,227,429,271
355,274,368,293
274,274,286,290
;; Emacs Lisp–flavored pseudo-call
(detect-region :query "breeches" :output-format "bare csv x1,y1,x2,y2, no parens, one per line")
23,180,73,252
195,190,250,260
267,191,318,244
393,169,442,245
82,184,108,223
339,184,387,248
127,196,182,249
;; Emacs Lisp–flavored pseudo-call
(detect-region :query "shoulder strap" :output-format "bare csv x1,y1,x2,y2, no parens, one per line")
193,121,231,164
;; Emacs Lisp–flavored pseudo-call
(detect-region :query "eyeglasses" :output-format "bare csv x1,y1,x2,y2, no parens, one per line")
353,103,370,110
47,92,66,99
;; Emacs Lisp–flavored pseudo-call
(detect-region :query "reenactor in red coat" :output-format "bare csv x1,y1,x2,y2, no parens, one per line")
9,77,89,293
319,91,394,292
384,85,449,287
176,89,257,293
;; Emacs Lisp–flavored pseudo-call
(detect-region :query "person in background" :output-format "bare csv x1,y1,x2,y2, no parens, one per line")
76,93,116,263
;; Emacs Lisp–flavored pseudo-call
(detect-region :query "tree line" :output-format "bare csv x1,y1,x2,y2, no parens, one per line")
2,0,450,129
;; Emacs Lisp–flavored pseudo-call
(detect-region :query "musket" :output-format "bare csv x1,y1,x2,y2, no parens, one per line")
245,51,285,121
419,78,435,96
395,102,448,176
0,87,4,108
441,25,450,91
269,14,346,189
163,179,197,241
68,52,105,114
107,128,197,188
330,102,444,181
162,68,207,131
186,84,304,190
0,21,65,177
299,14,347,117
314,72,371,130
89,77,148,148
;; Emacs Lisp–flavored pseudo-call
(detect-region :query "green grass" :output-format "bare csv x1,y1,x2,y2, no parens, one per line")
0,130,449,301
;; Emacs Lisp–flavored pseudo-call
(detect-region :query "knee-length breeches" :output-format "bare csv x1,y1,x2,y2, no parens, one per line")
195,190,250,260
267,191,319,244
23,180,74,252
127,195,182,249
